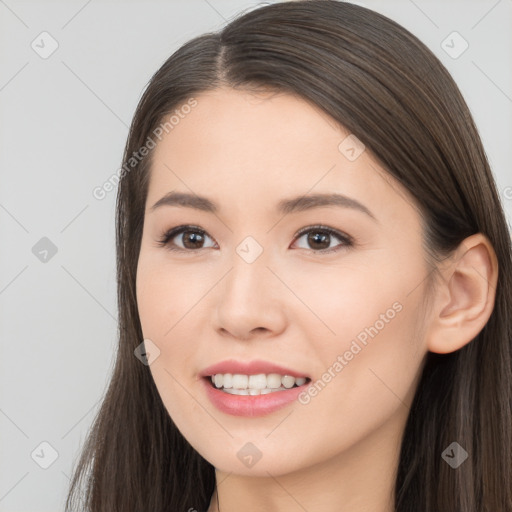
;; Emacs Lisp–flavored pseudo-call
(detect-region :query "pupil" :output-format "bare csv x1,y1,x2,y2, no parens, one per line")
184,231,203,249
309,232,329,249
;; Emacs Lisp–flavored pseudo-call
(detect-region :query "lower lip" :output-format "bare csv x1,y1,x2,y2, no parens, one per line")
201,377,310,417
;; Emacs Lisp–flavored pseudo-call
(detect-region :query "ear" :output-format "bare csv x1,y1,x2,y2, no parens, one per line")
425,233,499,354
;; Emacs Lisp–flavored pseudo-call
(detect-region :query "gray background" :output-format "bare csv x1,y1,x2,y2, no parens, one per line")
0,0,510,510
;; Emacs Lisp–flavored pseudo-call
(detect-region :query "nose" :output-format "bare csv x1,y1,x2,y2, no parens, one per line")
213,250,287,341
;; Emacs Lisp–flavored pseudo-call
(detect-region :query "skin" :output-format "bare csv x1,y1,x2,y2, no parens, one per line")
135,87,498,512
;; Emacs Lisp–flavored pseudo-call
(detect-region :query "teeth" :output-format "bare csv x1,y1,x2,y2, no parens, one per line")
267,373,283,389
209,373,308,393
282,375,295,389
232,374,248,390
248,374,267,389
223,373,233,389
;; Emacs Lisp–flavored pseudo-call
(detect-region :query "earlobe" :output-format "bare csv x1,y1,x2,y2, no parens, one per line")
426,233,498,355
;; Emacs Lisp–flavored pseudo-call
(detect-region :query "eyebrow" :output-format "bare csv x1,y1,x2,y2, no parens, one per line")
150,191,376,221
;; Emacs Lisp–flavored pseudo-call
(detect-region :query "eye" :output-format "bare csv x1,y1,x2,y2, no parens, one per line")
156,225,217,252
291,225,353,254
156,224,353,254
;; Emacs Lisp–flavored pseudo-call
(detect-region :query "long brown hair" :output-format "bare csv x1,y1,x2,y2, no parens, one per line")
65,1,512,510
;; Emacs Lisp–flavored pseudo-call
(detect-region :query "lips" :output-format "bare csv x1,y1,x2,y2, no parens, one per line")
199,359,310,379
201,374,311,417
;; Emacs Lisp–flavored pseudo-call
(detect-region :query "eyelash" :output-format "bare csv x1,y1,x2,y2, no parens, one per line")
156,224,354,254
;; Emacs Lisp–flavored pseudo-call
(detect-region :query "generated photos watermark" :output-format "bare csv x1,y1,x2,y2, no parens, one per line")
298,300,403,405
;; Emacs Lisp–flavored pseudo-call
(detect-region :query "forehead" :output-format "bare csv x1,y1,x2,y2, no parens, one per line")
150,86,348,171
145,87,419,224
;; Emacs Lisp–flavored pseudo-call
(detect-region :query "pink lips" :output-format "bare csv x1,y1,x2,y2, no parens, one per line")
199,359,311,417
201,379,309,417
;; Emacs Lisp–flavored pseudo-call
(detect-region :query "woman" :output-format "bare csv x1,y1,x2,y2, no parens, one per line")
65,1,512,511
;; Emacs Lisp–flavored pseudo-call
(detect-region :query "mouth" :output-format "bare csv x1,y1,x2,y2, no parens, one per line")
204,373,312,396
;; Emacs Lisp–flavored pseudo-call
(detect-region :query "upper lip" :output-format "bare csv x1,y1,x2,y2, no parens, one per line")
200,359,310,379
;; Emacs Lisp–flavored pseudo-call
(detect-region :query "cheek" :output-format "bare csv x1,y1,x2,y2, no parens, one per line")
136,268,170,340
303,283,426,431
288,256,427,420
136,253,209,339
135,256,213,405
135,259,204,436
281,255,417,354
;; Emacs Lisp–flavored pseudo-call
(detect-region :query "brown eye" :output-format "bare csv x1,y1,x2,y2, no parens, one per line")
180,230,206,249
292,226,353,253
157,224,353,254
306,231,330,250
157,226,216,252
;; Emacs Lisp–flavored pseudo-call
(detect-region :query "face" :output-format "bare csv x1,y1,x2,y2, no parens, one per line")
136,87,432,477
